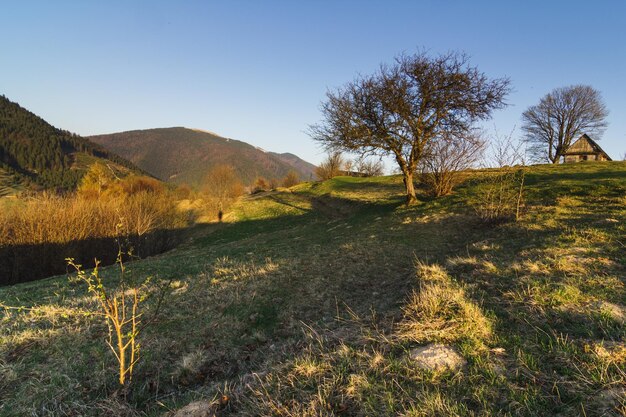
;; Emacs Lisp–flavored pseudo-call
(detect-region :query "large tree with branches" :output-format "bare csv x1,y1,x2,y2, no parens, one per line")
309,51,510,204
521,85,608,163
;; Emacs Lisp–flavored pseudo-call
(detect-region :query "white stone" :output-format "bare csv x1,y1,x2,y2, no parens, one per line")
409,343,466,372
172,401,215,417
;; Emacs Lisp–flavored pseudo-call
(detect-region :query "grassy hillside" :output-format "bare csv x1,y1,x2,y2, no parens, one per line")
89,127,317,187
0,167,24,197
0,95,142,190
1,162,624,416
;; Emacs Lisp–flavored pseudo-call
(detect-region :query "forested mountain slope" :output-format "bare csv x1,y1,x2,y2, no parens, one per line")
0,95,141,190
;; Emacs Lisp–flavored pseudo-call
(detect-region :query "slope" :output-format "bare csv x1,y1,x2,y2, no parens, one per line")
0,95,142,190
268,151,317,180
1,162,625,416
89,127,317,187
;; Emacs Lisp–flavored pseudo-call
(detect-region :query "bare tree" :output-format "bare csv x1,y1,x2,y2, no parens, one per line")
203,164,244,209
309,51,510,204
522,85,608,163
356,157,384,177
315,151,345,180
419,132,485,197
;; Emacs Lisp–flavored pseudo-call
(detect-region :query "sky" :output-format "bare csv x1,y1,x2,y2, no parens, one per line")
1,0,625,166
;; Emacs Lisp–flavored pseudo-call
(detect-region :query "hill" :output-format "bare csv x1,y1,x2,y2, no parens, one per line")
268,151,317,179
1,162,625,416
89,127,317,187
0,95,143,190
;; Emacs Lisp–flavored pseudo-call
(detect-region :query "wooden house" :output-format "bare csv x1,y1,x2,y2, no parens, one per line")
563,134,612,163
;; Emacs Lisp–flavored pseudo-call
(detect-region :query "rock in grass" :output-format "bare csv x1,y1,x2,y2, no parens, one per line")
172,401,216,417
409,343,466,372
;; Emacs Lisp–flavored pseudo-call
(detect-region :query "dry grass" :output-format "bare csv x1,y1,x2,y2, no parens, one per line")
0,192,189,247
0,189,195,284
1,161,625,416
398,262,492,345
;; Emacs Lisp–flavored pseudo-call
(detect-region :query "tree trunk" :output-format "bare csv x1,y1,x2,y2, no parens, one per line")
402,171,417,204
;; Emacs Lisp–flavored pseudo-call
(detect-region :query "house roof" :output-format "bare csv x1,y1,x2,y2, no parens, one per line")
564,134,612,160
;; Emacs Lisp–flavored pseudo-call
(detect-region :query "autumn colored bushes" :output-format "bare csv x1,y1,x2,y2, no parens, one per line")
0,165,193,285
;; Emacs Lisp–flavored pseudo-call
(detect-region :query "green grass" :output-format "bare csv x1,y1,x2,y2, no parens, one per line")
0,168,24,198
1,162,625,416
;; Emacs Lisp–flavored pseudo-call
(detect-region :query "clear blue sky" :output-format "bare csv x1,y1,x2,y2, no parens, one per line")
2,1,625,165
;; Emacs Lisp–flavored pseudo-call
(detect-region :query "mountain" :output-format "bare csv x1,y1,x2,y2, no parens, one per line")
269,152,317,180
89,127,317,187
0,95,142,190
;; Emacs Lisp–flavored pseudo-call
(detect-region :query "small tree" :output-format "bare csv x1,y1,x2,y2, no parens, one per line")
309,51,510,204
522,85,608,163
420,132,485,197
203,165,244,210
315,151,345,180
67,249,167,387
79,162,117,197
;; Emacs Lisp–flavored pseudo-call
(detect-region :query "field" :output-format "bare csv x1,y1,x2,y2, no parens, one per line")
1,162,625,416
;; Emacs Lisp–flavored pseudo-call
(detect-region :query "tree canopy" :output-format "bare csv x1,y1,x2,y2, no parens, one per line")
309,52,510,203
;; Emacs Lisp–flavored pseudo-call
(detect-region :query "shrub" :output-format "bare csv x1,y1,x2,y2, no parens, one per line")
315,152,345,180
252,177,269,193
356,158,384,177
0,189,191,285
67,250,168,387
281,171,300,188
470,130,526,222
419,133,485,197
471,168,525,222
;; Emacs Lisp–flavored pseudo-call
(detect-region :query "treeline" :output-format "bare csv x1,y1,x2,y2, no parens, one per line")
0,95,139,189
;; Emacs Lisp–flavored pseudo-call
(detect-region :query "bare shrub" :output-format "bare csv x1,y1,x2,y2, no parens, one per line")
315,151,345,180
281,171,300,188
355,157,384,177
419,132,485,196
471,130,526,222
0,186,191,284
252,177,269,193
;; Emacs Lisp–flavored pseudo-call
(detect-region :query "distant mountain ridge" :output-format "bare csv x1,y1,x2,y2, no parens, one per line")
89,127,317,187
0,95,142,190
